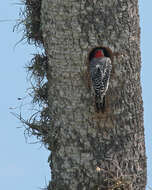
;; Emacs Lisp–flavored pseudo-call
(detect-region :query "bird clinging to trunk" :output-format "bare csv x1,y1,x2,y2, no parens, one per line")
89,48,112,113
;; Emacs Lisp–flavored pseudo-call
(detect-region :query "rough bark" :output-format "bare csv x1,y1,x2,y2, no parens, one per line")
41,0,146,189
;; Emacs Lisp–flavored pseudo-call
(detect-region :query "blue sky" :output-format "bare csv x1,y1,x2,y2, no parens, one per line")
140,0,152,188
0,0,151,189
0,1,50,190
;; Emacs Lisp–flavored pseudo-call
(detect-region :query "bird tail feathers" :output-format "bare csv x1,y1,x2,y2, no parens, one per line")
95,95,105,113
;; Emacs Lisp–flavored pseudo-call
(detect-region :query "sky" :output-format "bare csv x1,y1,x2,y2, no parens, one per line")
0,0,151,190
140,1,152,189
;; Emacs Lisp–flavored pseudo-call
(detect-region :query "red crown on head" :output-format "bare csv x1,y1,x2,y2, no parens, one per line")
94,50,104,58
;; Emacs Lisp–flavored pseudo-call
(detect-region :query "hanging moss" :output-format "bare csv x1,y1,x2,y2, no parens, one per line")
32,82,48,104
14,0,43,45
27,53,48,80
25,52,50,143
24,0,43,45
15,0,50,144
27,53,48,105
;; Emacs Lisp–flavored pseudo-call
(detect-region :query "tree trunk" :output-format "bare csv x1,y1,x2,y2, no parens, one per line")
41,0,146,189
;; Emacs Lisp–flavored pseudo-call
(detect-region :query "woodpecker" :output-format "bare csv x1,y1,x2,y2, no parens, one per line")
89,48,112,112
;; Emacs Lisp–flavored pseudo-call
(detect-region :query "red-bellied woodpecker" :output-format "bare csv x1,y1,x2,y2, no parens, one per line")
89,48,112,112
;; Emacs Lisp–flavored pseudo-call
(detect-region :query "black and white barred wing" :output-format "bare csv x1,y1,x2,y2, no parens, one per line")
90,57,112,112
92,57,112,96
99,58,112,96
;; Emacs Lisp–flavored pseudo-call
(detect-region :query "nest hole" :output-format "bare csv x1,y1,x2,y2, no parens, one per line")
88,46,114,63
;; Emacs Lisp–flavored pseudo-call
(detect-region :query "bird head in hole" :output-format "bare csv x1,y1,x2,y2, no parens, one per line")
94,49,104,58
